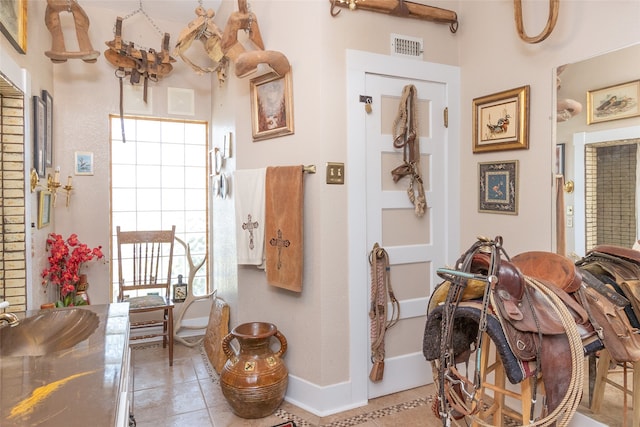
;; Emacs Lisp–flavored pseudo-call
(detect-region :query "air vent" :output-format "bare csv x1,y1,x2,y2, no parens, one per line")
391,34,423,59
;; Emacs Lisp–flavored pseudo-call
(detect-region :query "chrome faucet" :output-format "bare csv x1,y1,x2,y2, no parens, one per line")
0,301,19,326
0,312,19,327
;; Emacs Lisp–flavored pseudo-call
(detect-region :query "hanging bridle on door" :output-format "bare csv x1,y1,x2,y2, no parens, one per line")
391,84,427,217
369,243,400,382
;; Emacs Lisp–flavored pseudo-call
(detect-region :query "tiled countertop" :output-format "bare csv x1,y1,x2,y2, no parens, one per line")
0,303,130,426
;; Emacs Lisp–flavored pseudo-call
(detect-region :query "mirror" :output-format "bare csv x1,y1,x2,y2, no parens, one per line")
555,44,640,425
0,71,28,311
555,43,640,258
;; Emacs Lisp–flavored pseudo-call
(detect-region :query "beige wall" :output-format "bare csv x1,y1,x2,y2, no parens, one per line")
211,0,460,387
2,0,640,414
459,1,640,255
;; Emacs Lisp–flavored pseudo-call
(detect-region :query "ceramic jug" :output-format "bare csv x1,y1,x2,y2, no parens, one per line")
220,322,288,418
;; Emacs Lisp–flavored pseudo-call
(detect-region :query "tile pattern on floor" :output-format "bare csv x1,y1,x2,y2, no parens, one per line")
131,341,628,427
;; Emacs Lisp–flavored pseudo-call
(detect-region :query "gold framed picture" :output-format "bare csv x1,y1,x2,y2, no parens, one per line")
0,0,27,54
38,191,52,229
250,71,294,141
478,160,518,215
587,80,640,125
472,86,530,153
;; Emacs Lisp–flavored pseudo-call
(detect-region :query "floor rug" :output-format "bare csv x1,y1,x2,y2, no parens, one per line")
272,422,297,427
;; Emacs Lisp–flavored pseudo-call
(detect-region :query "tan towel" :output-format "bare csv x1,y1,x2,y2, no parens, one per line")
265,166,304,292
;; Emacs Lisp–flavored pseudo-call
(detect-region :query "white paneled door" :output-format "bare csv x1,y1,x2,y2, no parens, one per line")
347,51,460,401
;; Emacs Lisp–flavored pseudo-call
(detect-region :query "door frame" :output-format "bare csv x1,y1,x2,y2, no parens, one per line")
346,49,460,404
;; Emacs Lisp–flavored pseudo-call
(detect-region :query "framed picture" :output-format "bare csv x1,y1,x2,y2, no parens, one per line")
587,80,640,125
478,160,518,215
472,86,529,153
555,143,565,176
33,96,46,178
42,90,53,167
38,191,52,229
0,0,26,54
74,151,94,175
250,71,294,141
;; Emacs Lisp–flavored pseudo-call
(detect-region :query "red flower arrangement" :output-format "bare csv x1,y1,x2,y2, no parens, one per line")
41,233,104,307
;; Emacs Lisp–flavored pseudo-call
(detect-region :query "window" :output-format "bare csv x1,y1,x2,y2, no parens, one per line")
110,116,209,301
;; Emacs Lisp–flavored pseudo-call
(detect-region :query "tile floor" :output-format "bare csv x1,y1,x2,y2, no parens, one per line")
130,341,628,427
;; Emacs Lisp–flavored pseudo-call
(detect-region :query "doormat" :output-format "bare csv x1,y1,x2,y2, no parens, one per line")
272,422,296,427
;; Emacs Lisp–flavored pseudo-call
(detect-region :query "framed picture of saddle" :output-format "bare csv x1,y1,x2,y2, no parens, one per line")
478,160,518,215
250,70,294,141
472,86,530,153
587,80,640,125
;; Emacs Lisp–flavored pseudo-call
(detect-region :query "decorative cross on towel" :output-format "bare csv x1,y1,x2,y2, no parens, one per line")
269,229,290,270
242,214,259,249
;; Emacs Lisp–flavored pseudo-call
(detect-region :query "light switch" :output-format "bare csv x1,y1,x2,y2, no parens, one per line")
326,162,345,185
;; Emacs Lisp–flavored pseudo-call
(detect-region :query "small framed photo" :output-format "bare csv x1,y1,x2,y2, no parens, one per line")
478,160,518,215
74,151,94,175
250,70,294,141
587,80,640,125
472,86,529,153
555,143,565,176
33,96,46,178
42,90,53,167
38,190,52,229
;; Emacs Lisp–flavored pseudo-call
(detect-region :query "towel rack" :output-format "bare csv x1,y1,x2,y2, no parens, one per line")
302,165,316,174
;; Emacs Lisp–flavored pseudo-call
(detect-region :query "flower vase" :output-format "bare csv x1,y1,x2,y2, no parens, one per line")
76,274,90,305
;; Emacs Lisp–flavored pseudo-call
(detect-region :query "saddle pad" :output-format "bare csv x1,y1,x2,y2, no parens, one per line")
423,302,532,384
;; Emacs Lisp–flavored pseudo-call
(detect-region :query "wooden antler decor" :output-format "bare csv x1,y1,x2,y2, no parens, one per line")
329,0,458,33
514,0,559,43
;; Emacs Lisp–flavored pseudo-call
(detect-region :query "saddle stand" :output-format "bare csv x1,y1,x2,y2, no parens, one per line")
44,0,100,63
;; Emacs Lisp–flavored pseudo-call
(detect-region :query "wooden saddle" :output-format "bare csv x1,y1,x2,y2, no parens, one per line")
44,0,100,63
104,17,175,90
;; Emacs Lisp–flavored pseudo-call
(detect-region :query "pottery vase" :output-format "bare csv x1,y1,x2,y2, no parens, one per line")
220,322,288,418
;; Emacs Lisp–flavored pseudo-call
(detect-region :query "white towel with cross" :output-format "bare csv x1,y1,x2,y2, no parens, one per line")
234,168,266,266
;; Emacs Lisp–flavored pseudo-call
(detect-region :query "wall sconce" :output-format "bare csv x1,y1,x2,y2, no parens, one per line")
30,167,73,207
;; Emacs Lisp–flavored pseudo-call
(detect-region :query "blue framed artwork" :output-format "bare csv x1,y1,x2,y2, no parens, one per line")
74,151,94,175
478,160,518,214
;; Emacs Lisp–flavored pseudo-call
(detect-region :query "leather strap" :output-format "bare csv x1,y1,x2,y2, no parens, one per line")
390,84,427,216
368,243,399,382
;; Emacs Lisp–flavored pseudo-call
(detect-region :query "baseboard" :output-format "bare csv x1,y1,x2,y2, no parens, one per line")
284,374,367,417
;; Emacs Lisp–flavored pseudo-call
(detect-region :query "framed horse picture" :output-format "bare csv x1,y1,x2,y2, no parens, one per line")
478,160,518,215
472,86,530,153
250,70,294,141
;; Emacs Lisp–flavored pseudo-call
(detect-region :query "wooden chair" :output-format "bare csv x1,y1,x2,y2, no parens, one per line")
116,225,176,366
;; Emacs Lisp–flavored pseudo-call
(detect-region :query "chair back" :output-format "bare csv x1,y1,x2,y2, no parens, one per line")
116,225,176,302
